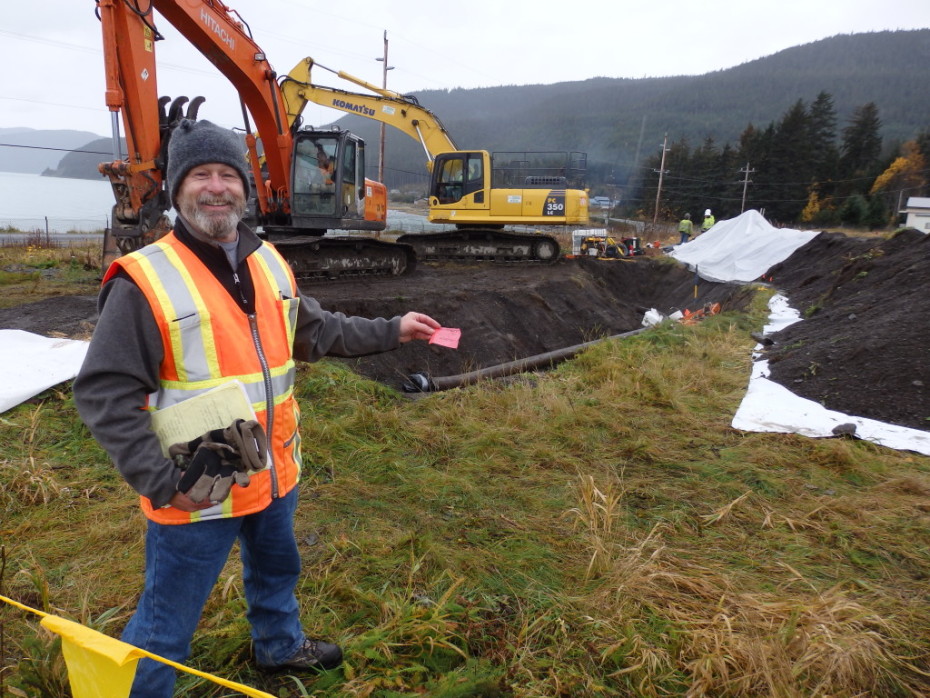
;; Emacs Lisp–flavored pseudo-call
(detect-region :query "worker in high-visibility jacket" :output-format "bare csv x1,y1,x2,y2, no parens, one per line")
74,119,440,698
678,212,694,244
701,208,716,233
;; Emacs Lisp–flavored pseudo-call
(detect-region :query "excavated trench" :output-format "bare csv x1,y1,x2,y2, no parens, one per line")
299,255,753,390
0,255,750,393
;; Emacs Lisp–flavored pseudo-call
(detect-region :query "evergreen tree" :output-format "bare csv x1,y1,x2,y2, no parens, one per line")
738,122,776,216
769,99,814,221
839,102,883,186
839,193,869,225
808,91,840,197
663,138,694,220
914,129,930,196
718,143,744,217
865,194,888,229
690,137,720,218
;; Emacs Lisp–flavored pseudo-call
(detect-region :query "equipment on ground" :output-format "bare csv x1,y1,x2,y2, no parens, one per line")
279,59,591,263
578,235,643,259
96,0,413,278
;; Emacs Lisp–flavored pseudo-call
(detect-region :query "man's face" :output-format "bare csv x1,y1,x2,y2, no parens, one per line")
176,163,246,242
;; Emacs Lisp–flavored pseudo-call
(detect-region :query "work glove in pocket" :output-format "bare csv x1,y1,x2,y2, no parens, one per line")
168,419,264,504
174,442,249,504
222,419,268,473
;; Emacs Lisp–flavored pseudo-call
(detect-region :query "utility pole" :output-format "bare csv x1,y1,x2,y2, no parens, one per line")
738,162,755,213
375,31,394,183
652,133,669,224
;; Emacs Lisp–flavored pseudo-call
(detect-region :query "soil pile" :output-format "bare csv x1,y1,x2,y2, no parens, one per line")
0,256,748,387
763,228,929,432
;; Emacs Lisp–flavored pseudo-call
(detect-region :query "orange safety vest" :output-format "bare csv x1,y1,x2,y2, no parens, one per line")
104,231,302,524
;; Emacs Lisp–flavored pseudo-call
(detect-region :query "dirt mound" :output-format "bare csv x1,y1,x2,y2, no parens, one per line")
764,229,930,431
0,294,98,339
300,257,749,387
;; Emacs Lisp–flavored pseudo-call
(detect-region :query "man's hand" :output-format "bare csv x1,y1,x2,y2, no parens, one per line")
168,489,216,512
399,312,440,343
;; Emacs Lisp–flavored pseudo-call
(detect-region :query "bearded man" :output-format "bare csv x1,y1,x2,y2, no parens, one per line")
74,119,439,697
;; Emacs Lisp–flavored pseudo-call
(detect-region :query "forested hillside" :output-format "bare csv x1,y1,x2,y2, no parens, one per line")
330,30,930,193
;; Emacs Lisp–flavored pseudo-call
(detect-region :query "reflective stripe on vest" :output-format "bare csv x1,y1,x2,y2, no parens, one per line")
108,232,302,524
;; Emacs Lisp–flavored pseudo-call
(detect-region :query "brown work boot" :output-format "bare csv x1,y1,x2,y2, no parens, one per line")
258,638,343,672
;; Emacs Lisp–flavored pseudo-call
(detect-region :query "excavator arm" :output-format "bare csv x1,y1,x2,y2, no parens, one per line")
97,0,294,248
96,0,170,249
96,0,411,278
281,58,457,171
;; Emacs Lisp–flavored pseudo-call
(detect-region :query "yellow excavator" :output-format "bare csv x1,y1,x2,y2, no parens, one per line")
279,59,591,263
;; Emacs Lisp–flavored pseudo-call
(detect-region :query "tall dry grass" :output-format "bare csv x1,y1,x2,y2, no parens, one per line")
2,301,929,696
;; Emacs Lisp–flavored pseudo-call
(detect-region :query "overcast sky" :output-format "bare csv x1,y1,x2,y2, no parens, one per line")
1,0,927,137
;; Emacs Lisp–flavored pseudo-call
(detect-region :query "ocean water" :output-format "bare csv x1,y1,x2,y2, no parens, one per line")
0,171,442,234
0,172,116,232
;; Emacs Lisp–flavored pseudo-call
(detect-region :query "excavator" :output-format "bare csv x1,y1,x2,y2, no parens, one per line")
95,0,413,278
280,59,591,263
95,0,589,274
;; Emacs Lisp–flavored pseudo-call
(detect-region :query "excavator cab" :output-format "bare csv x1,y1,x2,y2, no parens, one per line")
431,152,486,205
286,129,386,233
426,150,589,229
293,134,338,216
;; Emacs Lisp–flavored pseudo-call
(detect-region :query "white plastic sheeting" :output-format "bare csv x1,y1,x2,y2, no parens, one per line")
0,330,89,414
664,210,930,454
669,209,819,283
733,296,930,456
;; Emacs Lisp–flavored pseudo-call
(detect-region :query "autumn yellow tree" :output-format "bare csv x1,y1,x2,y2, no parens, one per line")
870,140,927,196
800,188,824,223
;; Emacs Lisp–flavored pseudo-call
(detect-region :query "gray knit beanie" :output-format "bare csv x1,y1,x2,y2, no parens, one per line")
166,119,250,208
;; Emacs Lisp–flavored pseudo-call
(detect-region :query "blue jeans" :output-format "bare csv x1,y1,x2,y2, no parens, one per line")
123,488,304,697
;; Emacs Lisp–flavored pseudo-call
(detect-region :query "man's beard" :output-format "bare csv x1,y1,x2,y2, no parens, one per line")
179,194,246,240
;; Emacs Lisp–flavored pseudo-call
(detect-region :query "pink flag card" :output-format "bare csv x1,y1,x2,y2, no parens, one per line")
429,327,461,349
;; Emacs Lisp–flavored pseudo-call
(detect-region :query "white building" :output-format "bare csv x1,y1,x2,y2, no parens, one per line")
899,196,930,233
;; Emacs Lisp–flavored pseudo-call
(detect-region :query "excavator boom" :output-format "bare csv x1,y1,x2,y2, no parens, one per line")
97,0,290,232
282,59,457,169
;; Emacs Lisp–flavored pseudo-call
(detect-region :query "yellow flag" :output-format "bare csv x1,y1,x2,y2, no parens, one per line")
40,615,141,698
2,594,275,698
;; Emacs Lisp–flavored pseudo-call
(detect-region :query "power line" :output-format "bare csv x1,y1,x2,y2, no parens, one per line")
0,143,112,156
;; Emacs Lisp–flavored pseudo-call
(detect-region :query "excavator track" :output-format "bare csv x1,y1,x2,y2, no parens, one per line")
265,235,415,280
396,229,560,264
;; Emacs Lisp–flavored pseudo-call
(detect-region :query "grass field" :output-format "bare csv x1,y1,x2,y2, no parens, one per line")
1,237,928,696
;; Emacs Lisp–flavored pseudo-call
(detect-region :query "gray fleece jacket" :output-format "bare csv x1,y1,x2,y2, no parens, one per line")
73,220,401,508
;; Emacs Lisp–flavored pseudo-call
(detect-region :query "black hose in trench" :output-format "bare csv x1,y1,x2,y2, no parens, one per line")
402,326,652,393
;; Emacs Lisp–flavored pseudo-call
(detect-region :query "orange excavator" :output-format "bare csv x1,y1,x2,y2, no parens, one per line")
94,0,413,278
